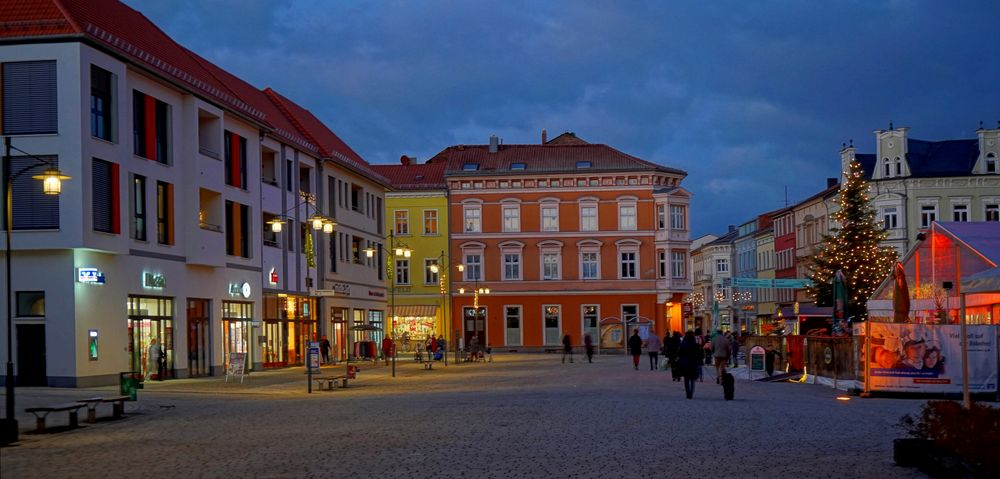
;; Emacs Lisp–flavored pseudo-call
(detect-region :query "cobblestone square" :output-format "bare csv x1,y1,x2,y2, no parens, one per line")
2,354,926,478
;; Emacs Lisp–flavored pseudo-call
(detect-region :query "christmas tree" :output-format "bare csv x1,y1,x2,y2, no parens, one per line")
805,159,897,320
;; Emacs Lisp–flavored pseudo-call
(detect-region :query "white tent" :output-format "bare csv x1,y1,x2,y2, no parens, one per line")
962,267,1000,294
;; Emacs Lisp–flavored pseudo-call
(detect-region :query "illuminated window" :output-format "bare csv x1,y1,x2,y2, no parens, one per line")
394,210,409,235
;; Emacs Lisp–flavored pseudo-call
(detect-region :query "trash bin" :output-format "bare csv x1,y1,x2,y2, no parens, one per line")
119,371,143,400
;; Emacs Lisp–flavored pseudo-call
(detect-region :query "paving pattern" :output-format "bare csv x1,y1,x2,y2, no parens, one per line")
2,353,927,478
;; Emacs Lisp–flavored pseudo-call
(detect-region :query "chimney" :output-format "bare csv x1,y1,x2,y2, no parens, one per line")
400,155,412,166
728,224,736,233
541,129,548,144
488,134,499,153
826,177,838,188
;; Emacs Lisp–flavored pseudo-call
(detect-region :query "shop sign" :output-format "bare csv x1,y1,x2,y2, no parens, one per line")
229,281,251,299
77,267,106,284
142,272,166,289
331,282,351,295
269,268,279,286
312,290,337,297
368,289,385,298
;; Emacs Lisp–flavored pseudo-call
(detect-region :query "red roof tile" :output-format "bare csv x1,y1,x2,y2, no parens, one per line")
371,160,447,190
429,143,686,177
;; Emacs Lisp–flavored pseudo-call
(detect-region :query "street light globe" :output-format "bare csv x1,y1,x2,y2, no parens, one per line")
429,264,439,273
457,264,465,272
403,249,411,258
483,288,490,294
312,218,323,230
365,248,375,258
394,247,403,256
322,222,334,234
33,167,71,195
459,287,466,294
270,221,282,233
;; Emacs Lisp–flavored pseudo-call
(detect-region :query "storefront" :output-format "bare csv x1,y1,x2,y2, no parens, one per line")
222,301,253,372
127,295,174,380
388,305,438,351
186,299,211,377
262,293,317,367
348,309,385,360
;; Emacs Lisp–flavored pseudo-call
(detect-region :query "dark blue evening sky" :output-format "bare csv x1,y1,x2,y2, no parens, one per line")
125,0,1000,237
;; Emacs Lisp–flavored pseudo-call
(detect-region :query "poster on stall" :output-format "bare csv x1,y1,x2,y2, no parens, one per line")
865,323,997,393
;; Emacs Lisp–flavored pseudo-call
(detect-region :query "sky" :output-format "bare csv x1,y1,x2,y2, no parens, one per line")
125,0,1000,237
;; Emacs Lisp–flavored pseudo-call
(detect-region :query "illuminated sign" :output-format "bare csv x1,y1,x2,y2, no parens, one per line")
77,268,106,284
142,272,165,289
229,281,251,299
269,268,279,286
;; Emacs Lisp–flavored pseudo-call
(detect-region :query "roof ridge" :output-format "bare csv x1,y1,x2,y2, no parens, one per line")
50,0,83,33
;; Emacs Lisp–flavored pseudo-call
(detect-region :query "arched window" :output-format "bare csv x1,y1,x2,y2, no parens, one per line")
883,158,890,177
895,157,902,175
987,153,997,173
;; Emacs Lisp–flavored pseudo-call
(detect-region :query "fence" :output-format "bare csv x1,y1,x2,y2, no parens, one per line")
804,337,855,380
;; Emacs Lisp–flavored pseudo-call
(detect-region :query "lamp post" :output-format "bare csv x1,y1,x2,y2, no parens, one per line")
3,137,71,445
427,250,454,366
364,232,410,377
456,263,489,359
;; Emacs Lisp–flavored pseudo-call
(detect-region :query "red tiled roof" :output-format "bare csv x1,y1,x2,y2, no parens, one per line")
0,0,78,36
371,161,447,190
263,88,389,186
429,143,686,177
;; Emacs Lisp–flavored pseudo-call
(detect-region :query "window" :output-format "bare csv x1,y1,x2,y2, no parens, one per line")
464,254,482,281
503,253,521,280
425,259,439,284
423,209,438,235
576,161,591,169
657,205,666,229
395,259,410,285
883,159,890,177
920,204,937,228
672,251,686,278
2,60,57,135
670,205,686,230
464,205,481,233
394,210,409,235
92,158,119,234
132,90,169,163
132,174,147,240
618,204,636,230
5,155,59,231
716,258,729,273
621,305,638,323
511,162,526,170
620,252,637,279
225,200,250,258
352,236,364,264
351,184,363,212
541,205,559,231
580,205,597,231
263,212,279,247
952,204,969,222
542,253,560,280
156,181,173,245
90,65,114,141
986,204,999,222
16,291,45,317
895,158,902,176
882,206,898,229
222,131,247,190
658,250,667,278
502,204,520,232
463,162,479,171
987,154,997,173
581,252,599,279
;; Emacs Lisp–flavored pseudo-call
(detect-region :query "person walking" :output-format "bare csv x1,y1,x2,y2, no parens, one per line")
711,329,732,383
678,331,703,399
583,333,595,363
694,328,706,381
320,335,332,364
147,338,162,380
628,329,643,370
562,333,574,363
666,331,682,381
645,330,661,371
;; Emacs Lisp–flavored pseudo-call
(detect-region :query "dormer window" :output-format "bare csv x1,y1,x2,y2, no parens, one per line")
510,162,526,170
576,161,591,169
987,153,997,173
883,158,890,177
895,157,902,175
463,163,479,171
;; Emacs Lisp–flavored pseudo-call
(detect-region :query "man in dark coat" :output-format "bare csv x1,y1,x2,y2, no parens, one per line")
678,331,704,399
665,331,682,381
561,333,574,363
628,329,643,370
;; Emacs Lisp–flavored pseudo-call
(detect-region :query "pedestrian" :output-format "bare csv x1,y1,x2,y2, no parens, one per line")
562,333,574,363
666,331,682,381
765,347,783,377
436,335,446,361
678,330,704,399
381,335,394,366
469,335,480,361
320,335,332,364
711,329,732,383
730,332,740,367
628,329,643,370
147,338,162,380
645,330,661,371
694,328,706,381
584,333,595,363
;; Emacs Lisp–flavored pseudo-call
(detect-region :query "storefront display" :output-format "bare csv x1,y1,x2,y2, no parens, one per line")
262,294,316,367
187,299,210,377
222,301,253,372
128,296,174,380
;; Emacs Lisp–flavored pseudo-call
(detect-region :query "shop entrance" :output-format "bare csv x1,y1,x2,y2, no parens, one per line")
463,306,486,350
504,306,521,346
16,324,46,386
263,294,316,367
187,299,210,377
222,301,253,372
128,296,174,380
330,307,347,362
543,305,561,346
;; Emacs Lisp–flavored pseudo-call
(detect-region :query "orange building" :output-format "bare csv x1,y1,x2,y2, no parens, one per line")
432,132,691,350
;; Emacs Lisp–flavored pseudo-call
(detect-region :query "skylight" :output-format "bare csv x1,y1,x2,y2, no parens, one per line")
510,162,526,170
463,163,479,171
576,161,592,169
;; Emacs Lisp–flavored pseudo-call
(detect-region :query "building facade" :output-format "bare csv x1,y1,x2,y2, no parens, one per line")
439,132,690,350
690,228,737,332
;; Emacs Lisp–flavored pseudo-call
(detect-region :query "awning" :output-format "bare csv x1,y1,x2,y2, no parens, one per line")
388,305,438,318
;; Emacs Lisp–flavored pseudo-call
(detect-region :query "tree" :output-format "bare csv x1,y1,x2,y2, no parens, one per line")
806,159,897,320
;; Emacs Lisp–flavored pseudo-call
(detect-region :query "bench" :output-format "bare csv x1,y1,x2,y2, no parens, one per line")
313,375,350,391
77,395,130,423
25,403,85,433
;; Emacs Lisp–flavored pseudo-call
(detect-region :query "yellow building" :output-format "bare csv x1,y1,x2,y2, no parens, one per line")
372,158,450,351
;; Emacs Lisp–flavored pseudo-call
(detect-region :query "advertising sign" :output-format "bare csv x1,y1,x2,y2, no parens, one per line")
308,342,321,371
749,346,766,371
865,323,997,393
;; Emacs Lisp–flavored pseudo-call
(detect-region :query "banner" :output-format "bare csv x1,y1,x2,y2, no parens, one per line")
865,323,997,393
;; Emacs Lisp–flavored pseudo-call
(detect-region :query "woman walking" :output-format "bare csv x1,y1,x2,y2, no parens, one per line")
562,333,574,363
645,330,661,371
627,329,643,370
583,333,595,363
678,331,704,399
666,331,682,381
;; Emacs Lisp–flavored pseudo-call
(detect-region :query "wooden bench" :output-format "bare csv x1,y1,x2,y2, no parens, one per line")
313,375,350,391
25,403,85,433
423,360,434,370
77,396,130,422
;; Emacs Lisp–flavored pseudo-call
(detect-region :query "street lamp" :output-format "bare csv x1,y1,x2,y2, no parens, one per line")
456,263,489,359
427,251,456,366
364,232,410,377
3,137,71,444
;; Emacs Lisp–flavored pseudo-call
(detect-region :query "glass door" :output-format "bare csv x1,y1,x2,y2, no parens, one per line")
187,299,210,377
127,296,174,380
505,306,521,346
262,321,286,367
582,305,598,345
543,305,561,345
463,306,486,349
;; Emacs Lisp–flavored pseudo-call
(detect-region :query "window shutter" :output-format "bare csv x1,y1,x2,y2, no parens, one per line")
92,158,113,233
11,156,59,230
2,61,58,135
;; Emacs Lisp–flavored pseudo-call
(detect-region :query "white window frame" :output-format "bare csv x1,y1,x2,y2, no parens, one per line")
985,201,1000,222
656,204,666,229
424,258,439,285
542,304,562,345
423,209,438,235
621,304,639,324
464,253,482,281
952,203,969,222
503,253,522,281
618,202,637,231
617,240,640,279
919,201,938,229
541,203,559,232
395,258,410,285
579,199,598,232
716,258,729,273
542,253,560,280
671,250,686,279
657,250,667,278
670,205,686,230
463,203,482,233
502,202,521,232
985,153,996,173
581,304,599,337
881,206,898,230
393,209,409,235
